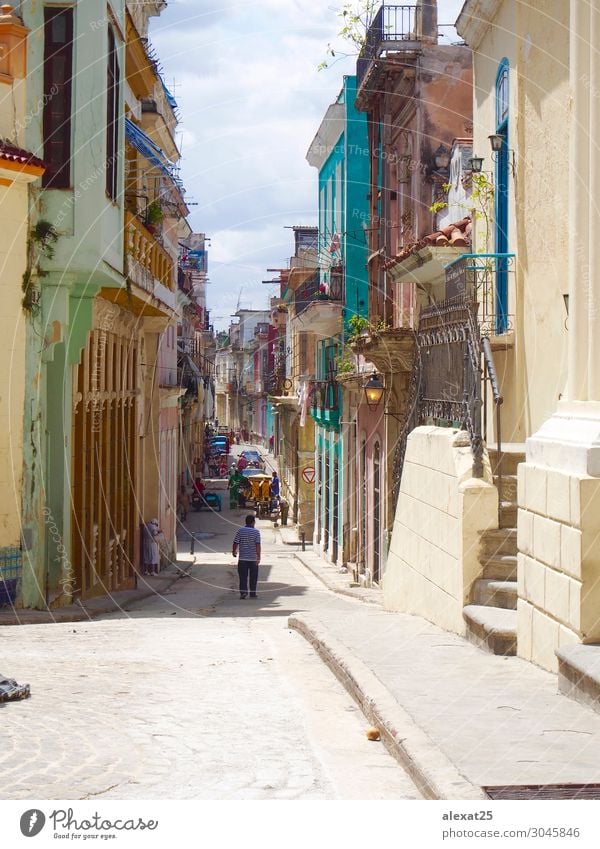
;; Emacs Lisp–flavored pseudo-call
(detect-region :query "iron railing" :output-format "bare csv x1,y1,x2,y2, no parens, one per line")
294,269,343,317
310,379,340,413
482,336,503,522
357,4,420,89
444,253,516,337
418,296,483,478
392,257,511,502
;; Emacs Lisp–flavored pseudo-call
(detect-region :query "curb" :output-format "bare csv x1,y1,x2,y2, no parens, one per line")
293,551,383,608
289,612,486,800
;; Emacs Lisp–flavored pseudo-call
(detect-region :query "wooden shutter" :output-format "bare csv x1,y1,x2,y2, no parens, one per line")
42,7,74,189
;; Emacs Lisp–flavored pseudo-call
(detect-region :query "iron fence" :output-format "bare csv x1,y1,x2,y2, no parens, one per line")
357,4,420,88
294,270,343,317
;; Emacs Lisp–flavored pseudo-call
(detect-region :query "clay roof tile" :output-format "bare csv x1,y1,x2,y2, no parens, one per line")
0,141,45,169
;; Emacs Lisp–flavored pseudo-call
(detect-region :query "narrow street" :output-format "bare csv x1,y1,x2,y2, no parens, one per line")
0,448,419,801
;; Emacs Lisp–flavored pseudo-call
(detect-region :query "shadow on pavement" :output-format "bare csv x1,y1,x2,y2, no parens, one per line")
97,563,311,621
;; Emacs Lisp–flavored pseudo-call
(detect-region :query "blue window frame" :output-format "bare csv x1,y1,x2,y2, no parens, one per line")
495,59,510,334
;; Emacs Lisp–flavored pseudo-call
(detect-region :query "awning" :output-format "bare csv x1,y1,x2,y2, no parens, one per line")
125,118,179,183
180,352,201,380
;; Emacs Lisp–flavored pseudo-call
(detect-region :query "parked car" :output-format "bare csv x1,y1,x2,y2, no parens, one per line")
209,436,229,454
239,449,264,469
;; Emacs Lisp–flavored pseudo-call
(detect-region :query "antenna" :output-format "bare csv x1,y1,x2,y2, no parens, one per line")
236,286,243,312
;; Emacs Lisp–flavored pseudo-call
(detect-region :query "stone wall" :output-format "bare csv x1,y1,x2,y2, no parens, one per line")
384,426,498,634
517,463,600,672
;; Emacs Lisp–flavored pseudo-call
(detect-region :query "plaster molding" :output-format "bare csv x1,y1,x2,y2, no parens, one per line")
455,0,501,50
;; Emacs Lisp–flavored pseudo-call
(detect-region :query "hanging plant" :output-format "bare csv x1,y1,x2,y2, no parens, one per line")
145,200,164,227
22,219,59,312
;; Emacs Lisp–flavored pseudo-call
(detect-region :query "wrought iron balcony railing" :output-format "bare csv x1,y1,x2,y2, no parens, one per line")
444,253,516,336
310,378,341,427
294,267,344,317
357,4,421,89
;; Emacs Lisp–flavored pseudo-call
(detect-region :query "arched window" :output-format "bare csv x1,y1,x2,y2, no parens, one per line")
495,58,510,334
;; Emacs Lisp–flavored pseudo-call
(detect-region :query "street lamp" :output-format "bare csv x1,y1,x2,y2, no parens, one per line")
488,133,516,174
468,156,484,173
488,133,503,152
363,372,385,411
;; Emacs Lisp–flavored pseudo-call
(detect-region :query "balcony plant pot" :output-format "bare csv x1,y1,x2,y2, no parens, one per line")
145,200,164,234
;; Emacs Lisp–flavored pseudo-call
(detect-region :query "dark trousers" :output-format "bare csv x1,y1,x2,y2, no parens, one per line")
238,560,259,594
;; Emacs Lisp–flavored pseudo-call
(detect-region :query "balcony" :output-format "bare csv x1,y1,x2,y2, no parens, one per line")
444,253,516,340
310,379,341,430
293,267,344,336
356,5,424,91
125,210,177,312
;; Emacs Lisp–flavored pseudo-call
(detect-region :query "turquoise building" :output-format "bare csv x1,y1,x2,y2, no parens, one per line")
306,75,369,565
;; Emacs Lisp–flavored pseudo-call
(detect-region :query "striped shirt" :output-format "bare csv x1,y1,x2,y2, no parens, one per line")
233,526,261,561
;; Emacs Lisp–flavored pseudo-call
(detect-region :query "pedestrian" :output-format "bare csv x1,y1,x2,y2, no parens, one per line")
237,454,248,471
232,514,261,599
269,434,274,452
178,486,190,521
142,518,160,576
270,471,280,497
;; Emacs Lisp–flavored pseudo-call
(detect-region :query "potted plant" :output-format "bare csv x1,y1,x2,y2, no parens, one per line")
145,200,164,233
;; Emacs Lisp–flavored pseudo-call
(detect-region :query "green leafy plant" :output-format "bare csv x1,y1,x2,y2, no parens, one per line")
337,353,355,374
429,182,451,215
346,314,370,342
145,200,164,227
22,219,59,311
470,173,495,251
319,1,378,70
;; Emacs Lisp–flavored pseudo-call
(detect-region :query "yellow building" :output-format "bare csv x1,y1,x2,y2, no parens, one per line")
450,0,600,694
0,7,45,606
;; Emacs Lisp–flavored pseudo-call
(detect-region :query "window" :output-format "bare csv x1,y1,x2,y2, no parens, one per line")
106,26,121,201
495,58,510,334
42,7,74,189
496,59,509,127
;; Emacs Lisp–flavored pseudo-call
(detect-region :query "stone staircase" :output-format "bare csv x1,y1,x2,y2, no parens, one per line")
463,446,525,655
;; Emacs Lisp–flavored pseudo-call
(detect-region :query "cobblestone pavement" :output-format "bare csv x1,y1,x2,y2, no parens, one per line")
0,489,420,800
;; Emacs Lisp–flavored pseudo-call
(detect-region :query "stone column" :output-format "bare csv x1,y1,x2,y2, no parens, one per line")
568,0,590,402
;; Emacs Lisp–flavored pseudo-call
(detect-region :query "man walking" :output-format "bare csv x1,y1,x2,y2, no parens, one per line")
232,514,261,599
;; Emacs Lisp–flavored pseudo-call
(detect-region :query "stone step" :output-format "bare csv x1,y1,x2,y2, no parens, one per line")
480,527,518,558
556,645,600,714
494,474,518,505
499,502,517,529
473,578,518,610
463,604,517,655
481,554,518,581
488,446,526,477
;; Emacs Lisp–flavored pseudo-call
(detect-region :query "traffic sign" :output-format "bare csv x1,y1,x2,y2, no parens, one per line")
302,466,316,484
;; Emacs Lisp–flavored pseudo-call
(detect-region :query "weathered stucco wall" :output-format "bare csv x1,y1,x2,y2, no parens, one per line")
385,427,498,635
471,0,569,445
0,180,28,548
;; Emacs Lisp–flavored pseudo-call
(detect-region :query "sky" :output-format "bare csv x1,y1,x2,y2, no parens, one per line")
150,0,465,331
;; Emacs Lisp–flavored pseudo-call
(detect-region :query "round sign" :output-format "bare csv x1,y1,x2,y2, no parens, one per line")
302,466,316,484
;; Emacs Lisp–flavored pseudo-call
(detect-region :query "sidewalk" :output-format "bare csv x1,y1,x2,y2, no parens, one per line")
290,548,600,800
293,546,383,607
0,558,192,626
